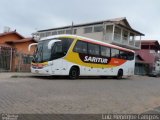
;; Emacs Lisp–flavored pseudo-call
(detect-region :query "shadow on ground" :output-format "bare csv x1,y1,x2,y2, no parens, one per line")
30,75,131,81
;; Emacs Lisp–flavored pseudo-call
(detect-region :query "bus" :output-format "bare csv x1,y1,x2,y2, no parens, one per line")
28,34,135,79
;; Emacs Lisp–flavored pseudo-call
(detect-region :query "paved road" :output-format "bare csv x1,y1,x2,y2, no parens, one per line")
0,74,160,114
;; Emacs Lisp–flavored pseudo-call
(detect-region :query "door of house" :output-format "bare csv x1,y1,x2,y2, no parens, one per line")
0,46,11,71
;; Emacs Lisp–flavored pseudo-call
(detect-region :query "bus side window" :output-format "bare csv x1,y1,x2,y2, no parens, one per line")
88,43,100,56
111,48,119,58
127,52,134,60
119,51,127,59
119,51,134,60
100,46,110,57
61,38,74,54
73,41,87,54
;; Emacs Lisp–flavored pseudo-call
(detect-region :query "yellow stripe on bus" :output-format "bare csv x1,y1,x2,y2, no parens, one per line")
64,51,116,68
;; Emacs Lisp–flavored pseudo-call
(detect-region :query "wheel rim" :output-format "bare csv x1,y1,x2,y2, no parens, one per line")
71,70,77,78
69,68,79,79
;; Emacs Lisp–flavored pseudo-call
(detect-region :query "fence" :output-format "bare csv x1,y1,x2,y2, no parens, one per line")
0,46,32,72
13,51,33,72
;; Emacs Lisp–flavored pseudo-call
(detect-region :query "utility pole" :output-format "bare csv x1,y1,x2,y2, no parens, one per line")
71,21,74,34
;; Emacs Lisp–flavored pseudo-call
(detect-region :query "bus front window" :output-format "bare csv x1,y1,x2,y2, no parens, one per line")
32,38,73,63
33,40,51,63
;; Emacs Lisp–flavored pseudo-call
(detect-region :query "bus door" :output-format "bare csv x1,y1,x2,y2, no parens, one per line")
49,40,65,74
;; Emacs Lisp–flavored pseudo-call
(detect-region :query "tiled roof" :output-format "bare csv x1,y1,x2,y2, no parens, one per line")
0,31,24,39
5,37,37,44
140,40,160,46
141,40,158,42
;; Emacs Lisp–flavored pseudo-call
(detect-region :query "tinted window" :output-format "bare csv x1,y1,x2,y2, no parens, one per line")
51,38,74,60
52,31,57,35
42,40,51,61
40,33,45,38
94,25,103,32
106,25,113,32
51,42,63,59
101,46,110,57
84,27,93,33
127,52,134,60
60,38,74,53
58,30,65,34
119,51,128,59
66,29,72,34
52,42,63,53
46,32,51,37
88,43,100,56
73,41,87,54
119,51,134,60
111,48,119,58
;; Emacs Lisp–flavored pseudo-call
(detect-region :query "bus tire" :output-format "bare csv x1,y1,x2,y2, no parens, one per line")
117,69,123,79
69,67,79,79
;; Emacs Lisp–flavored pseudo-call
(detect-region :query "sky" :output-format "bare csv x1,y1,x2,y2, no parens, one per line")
0,0,159,40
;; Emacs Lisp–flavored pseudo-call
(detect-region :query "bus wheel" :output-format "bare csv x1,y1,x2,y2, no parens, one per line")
117,69,123,79
69,67,79,79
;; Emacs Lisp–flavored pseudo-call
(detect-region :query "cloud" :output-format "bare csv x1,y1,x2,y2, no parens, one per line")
0,0,159,40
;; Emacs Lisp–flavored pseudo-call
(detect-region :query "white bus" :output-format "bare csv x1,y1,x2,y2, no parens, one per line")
29,34,135,79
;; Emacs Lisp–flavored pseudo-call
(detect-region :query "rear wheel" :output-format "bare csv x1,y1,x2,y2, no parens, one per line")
69,67,79,79
117,69,123,79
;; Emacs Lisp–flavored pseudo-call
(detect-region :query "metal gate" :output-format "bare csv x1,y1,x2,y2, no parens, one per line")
0,46,12,71
0,46,33,72
135,63,149,75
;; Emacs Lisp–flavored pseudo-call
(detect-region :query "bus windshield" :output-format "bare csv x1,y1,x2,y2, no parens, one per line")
32,38,73,63
33,40,51,63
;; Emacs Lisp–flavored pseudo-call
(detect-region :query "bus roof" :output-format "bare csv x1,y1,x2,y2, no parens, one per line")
40,34,135,53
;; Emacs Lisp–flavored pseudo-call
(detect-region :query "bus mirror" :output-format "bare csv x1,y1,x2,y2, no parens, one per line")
48,40,61,49
28,43,38,51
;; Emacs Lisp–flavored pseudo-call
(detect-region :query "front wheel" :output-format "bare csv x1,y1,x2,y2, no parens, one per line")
69,67,79,79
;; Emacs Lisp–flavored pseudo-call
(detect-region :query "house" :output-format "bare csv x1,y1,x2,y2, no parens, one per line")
6,37,37,72
135,40,160,75
33,17,144,50
0,31,36,72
